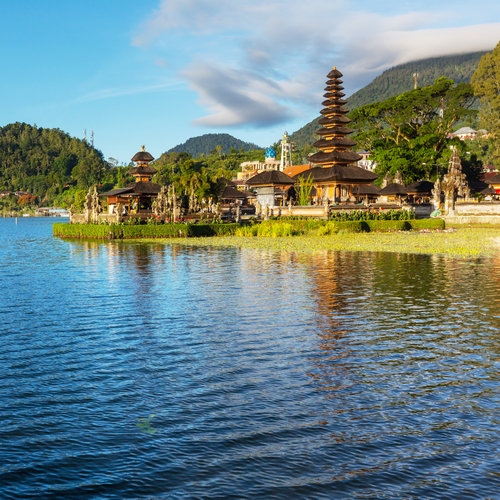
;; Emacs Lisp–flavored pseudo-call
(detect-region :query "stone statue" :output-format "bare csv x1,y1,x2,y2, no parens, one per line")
382,172,392,188
90,185,102,224
394,171,404,185
154,186,168,220
441,147,470,214
255,201,261,216
432,178,442,208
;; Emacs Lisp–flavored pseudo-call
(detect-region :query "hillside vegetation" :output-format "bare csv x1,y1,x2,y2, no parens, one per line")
290,52,487,148
0,122,109,205
168,133,261,156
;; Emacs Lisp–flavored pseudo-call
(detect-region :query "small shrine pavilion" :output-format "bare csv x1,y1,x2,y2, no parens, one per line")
298,67,377,203
246,170,294,207
101,146,161,214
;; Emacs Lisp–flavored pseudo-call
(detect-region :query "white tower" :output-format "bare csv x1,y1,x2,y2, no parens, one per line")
280,131,294,171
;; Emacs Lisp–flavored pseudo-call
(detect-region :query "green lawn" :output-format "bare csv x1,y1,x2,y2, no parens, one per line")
150,227,500,259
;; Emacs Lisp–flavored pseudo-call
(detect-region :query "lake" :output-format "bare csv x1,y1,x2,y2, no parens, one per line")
1,217,500,499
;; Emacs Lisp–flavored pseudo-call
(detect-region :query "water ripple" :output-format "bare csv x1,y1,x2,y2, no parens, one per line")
2,219,500,498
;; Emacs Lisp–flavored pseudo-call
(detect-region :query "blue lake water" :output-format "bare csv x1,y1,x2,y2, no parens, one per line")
2,217,500,499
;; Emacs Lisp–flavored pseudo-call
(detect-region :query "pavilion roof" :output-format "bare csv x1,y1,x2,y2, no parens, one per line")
405,180,434,194
318,115,352,125
99,181,161,197
220,185,249,199
131,150,154,163
352,184,381,195
486,173,500,185
128,165,157,175
379,183,407,195
313,137,357,149
327,67,343,79
308,150,362,164
293,165,377,183
217,177,237,187
316,126,355,136
246,170,294,186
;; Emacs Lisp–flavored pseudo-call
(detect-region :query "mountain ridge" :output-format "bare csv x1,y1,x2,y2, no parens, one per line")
167,133,262,157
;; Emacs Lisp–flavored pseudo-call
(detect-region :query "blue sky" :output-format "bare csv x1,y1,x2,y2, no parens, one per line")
1,1,499,164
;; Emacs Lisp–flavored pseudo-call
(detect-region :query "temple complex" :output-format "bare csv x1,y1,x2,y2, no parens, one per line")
297,67,377,203
101,146,161,214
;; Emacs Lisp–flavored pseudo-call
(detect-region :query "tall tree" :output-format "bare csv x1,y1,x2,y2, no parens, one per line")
350,77,477,183
471,40,500,166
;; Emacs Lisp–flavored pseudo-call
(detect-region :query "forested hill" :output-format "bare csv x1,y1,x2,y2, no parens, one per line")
167,133,261,157
290,51,488,148
0,122,107,203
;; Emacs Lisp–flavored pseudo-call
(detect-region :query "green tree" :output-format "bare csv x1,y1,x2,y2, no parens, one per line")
350,77,477,183
471,40,500,166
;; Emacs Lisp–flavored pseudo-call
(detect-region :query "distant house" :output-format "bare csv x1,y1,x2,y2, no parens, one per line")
448,127,487,141
357,150,376,171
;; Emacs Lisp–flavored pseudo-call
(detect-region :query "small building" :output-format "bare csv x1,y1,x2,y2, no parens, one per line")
448,127,487,141
100,146,160,214
246,170,294,207
405,180,435,203
378,183,407,203
485,172,500,195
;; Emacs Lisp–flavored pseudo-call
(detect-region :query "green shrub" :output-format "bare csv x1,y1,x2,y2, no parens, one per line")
317,222,339,236
54,222,241,239
259,219,326,235
409,219,446,230
190,223,239,236
335,221,369,233
366,220,412,232
329,208,415,222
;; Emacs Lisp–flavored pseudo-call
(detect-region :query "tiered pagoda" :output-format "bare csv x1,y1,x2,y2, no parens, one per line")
296,67,377,203
101,146,161,214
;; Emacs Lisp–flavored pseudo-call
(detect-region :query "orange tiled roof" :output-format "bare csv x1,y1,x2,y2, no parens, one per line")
282,164,311,177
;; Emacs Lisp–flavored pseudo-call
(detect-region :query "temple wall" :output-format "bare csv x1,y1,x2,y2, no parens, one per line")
454,202,500,216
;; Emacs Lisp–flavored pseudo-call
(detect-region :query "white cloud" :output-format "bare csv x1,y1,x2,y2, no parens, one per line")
182,62,295,127
74,82,181,103
133,0,500,128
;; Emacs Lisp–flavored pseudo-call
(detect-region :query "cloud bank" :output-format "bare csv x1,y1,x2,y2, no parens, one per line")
133,0,500,128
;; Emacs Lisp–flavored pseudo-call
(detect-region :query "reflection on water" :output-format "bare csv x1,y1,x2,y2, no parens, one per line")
1,218,500,499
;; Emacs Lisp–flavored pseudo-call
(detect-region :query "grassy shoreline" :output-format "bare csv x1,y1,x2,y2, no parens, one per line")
144,226,500,259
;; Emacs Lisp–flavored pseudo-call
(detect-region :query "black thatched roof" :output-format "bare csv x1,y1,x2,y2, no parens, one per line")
379,183,407,195
323,92,346,99
220,185,248,199
128,165,157,175
482,186,496,195
99,187,134,197
99,181,160,197
130,181,161,194
352,184,381,195
217,177,237,187
405,180,434,194
312,137,357,149
487,173,500,184
469,179,489,193
293,165,377,183
316,126,355,136
324,85,344,92
326,67,343,78
320,102,349,112
318,116,352,126
131,150,154,162
308,151,362,164
246,170,294,186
